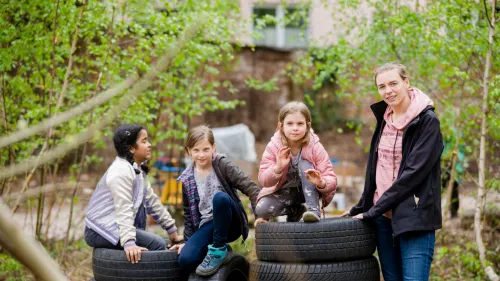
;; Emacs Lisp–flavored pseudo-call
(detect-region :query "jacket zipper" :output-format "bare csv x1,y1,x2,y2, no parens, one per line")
392,130,399,181
396,116,420,179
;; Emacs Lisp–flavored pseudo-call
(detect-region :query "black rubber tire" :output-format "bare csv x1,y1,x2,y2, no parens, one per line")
188,253,249,281
255,217,376,262
249,256,380,281
92,248,184,281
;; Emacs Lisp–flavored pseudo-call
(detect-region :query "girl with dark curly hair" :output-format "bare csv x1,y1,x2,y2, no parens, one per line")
85,124,182,264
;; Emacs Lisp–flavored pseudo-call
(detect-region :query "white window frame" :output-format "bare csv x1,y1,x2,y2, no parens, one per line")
251,4,309,49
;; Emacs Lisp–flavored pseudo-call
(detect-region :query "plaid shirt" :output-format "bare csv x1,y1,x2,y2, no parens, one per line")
177,163,201,231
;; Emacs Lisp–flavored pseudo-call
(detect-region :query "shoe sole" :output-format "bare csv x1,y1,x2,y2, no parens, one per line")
195,253,231,276
302,212,320,223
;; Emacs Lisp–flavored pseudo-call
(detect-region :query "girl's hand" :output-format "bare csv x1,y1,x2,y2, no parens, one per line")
254,218,269,227
124,245,148,264
275,147,291,173
353,214,364,220
341,210,351,217
170,243,185,255
167,232,184,248
304,169,326,188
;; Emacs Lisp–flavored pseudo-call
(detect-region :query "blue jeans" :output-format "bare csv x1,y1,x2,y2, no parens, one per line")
178,192,242,272
84,227,166,251
375,216,435,281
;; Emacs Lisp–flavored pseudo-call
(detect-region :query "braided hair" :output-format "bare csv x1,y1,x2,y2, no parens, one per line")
112,124,150,175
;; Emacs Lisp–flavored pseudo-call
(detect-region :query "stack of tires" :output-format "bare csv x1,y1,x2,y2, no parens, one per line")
250,217,380,281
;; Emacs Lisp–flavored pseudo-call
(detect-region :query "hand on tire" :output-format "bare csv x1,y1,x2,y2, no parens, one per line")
254,218,269,227
340,210,351,217
353,214,364,220
170,243,185,255
124,245,148,264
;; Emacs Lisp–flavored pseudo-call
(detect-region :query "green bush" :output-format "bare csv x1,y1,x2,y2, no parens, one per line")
0,253,28,281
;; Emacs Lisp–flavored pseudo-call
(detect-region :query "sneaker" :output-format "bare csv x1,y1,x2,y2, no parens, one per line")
195,244,230,276
287,204,307,222
302,211,321,222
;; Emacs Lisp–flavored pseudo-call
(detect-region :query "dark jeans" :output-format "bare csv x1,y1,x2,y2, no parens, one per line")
84,227,166,251
255,158,320,218
178,192,242,272
375,216,435,281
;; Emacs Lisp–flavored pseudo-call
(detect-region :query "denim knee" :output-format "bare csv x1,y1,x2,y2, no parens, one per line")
213,192,231,209
178,252,200,270
84,232,95,248
151,235,166,251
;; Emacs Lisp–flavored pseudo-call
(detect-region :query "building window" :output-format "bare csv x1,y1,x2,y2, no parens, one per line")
253,5,308,49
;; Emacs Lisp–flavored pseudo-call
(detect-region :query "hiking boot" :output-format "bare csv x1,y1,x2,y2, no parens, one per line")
287,204,307,222
302,211,321,222
195,244,230,276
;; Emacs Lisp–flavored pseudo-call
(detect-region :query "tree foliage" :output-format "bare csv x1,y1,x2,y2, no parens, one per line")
0,0,246,170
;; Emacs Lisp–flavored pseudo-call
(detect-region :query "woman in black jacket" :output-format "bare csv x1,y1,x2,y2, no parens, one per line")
344,63,444,281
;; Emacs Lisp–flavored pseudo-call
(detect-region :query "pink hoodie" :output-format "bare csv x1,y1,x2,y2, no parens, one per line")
375,87,434,217
258,131,337,207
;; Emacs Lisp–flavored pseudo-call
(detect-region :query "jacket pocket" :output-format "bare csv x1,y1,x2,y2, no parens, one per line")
415,184,433,211
394,195,419,219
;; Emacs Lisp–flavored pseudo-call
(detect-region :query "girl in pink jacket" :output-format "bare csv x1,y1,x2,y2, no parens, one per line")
254,101,337,224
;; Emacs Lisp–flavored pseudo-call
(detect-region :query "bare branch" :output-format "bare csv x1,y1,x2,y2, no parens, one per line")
48,0,61,115
56,1,87,108
2,182,92,203
12,132,55,212
483,0,494,29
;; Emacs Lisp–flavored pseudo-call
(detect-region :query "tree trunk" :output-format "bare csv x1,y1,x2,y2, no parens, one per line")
475,1,498,280
35,166,46,241
43,163,60,239
0,73,16,198
442,126,459,225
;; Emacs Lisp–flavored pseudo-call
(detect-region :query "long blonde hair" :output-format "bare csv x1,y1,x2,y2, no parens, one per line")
277,101,312,147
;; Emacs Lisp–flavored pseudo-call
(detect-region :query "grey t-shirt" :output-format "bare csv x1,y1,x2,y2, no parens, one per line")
291,152,300,167
195,169,224,227
282,150,302,190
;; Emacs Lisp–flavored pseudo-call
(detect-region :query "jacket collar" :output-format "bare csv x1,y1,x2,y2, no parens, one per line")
371,100,435,125
370,100,389,124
